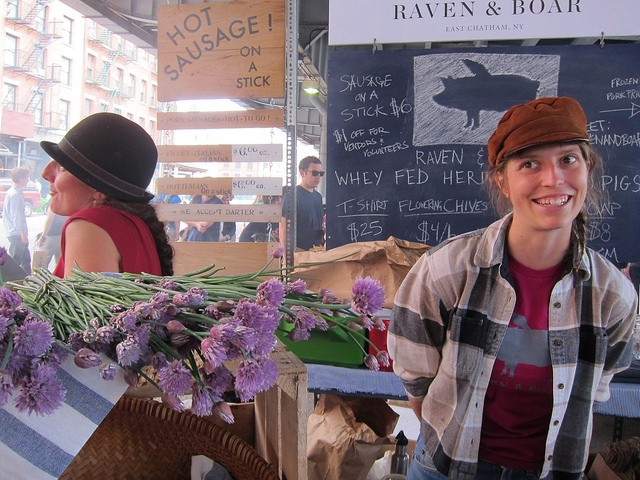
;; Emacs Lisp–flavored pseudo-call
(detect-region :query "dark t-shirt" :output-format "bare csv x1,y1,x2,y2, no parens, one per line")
281,185,323,250
185,196,224,242
239,222,278,242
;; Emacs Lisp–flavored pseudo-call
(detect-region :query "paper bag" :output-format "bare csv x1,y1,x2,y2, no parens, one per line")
294,236,430,308
307,394,399,480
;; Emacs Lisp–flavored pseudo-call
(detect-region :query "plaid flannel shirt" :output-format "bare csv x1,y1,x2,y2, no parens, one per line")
388,214,636,479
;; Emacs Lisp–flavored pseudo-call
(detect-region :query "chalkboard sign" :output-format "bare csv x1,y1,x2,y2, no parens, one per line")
326,43,640,264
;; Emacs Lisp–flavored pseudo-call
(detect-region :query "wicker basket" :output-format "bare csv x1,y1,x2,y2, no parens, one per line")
59,396,279,480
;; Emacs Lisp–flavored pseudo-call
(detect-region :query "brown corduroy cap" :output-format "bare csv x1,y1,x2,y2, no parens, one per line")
487,96,589,167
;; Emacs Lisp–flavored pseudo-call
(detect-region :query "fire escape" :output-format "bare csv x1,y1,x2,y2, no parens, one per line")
7,1,61,113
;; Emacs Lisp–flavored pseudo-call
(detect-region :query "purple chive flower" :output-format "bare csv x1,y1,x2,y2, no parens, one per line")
132,301,153,318
256,278,285,308
13,319,54,357
191,383,214,417
376,350,391,368
202,365,233,398
228,324,258,353
99,363,118,381
212,401,235,424
286,279,307,295
15,364,66,416
235,358,278,403
202,305,223,320
151,292,170,308
95,326,117,344
116,336,143,367
0,247,9,266
357,315,375,330
124,369,139,388
352,277,385,316
364,354,380,372
158,280,181,292
108,304,126,314
200,336,228,372
288,326,310,341
74,348,102,368
173,287,208,307
166,320,185,334
0,308,14,340
271,244,284,259
233,299,279,336
0,369,13,408
161,394,185,412
0,287,22,308
111,310,138,332
215,300,235,313
156,359,192,396
66,332,89,352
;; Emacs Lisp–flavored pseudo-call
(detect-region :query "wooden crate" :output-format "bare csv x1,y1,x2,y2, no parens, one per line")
171,241,278,275
255,342,312,480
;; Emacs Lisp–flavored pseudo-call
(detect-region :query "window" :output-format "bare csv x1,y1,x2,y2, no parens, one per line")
114,107,122,116
100,102,109,112
60,57,72,85
151,84,157,105
33,94,43,125
59,99,70,130
34,48,45,75
5,34,18,67
6,0,18,19
116,67,124,92
84,98,94,116
139,117,145,128
3,83,17,110
34,7,46,33
127,73,136,98
86,54,95,81
140,79,147,103
61,16,73,44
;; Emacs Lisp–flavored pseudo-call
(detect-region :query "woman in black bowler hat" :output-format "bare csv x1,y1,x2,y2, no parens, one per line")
41,112,173,277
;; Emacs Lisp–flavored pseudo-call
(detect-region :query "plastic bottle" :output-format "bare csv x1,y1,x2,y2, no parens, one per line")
390,430,409,475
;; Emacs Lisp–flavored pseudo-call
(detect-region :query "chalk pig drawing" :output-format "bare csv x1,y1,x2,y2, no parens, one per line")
433,59,540,129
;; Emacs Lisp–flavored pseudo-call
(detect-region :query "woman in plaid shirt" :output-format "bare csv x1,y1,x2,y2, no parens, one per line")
389,97,637,480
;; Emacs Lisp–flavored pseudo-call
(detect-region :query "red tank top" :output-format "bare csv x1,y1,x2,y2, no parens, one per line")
53,206,162,277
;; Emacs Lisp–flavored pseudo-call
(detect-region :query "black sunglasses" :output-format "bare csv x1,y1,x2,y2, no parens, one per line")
307,170,325,177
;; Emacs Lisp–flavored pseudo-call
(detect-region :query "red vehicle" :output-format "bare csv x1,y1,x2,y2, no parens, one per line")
0,178,42,217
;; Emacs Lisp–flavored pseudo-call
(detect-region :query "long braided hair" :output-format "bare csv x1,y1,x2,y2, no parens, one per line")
101,198,174,276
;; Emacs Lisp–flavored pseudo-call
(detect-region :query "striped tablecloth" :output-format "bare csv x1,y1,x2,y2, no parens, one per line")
0,356,128,479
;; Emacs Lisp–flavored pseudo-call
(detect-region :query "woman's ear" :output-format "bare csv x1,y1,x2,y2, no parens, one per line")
93,191,108,203
496,172,509,199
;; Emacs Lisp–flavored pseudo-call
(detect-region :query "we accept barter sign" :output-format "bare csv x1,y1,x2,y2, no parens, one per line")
157,0,285,101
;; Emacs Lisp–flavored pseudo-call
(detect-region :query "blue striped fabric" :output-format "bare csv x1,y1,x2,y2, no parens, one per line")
0,355,128,479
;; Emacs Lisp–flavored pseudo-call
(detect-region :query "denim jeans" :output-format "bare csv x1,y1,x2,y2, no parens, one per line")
406,436,449,480
407,436,541,480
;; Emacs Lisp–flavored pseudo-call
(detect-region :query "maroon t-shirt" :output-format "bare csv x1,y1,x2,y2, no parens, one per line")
479,256,564,470
53,205,162,277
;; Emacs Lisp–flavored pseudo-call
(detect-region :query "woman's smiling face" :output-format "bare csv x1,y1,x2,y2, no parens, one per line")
497,143,589,235
41,160,97,216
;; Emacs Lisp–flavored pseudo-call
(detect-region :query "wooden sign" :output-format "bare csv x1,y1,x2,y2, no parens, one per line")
158,144,283,163
156,202,280,222
157,110,284,130
157,0,285,101
156,176,282,196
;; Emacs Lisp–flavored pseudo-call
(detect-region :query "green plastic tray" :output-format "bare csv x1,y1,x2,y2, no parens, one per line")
276,320,366,368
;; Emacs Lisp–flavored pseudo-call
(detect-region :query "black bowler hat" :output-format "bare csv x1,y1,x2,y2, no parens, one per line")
41,112,158,202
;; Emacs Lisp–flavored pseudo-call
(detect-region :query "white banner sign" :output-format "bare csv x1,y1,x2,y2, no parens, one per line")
329,0,640,45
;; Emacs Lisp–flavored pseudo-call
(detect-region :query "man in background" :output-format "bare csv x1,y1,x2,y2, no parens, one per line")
280,156,325,251
2,167,31,273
